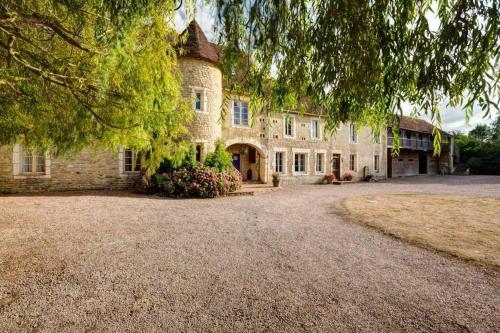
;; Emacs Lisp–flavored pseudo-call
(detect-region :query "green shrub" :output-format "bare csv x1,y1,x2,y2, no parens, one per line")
157,144,197,173
204,142,233,171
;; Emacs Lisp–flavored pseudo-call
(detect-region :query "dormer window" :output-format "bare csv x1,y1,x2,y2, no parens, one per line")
233,100,249,126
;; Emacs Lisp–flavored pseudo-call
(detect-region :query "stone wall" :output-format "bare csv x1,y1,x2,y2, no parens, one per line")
390,150,439,177
178,58,223,153
220,103,387,183
0,146,135,194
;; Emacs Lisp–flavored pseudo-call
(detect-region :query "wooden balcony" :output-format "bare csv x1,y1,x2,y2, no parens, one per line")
387,137,432,150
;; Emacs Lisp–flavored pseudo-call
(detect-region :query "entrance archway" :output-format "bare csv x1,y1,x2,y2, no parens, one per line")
226,143,267,182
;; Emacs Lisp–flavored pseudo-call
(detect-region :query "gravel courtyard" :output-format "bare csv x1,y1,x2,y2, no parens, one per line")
0,176,499,332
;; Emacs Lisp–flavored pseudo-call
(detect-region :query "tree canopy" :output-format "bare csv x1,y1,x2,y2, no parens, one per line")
0,0,193,169
453,115,500,174
1,0,498,163
215,0,499,154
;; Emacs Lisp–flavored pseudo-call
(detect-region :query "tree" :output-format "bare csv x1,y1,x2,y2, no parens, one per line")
215,0,499,154
491,114,500,141
0,0,194,171
469,124,493,141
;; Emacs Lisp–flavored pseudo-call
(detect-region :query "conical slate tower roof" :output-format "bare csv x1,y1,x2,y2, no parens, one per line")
178,20,220,64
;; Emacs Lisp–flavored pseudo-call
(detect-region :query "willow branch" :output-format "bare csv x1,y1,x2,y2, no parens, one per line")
0,13,102,54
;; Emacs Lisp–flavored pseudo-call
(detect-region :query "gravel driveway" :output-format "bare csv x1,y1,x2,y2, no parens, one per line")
0,176,499,332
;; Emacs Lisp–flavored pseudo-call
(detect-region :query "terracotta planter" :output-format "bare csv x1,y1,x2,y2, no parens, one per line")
272,180,280,187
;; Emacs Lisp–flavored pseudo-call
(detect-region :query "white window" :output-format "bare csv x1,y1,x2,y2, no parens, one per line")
315,152,325,174
195,92,202,112
349,123,358,143
284,116,294,137
233,100,249,126
373,132,380,144
374,155,380,173
349,154,357,172
124,149,142,172
311,119,319,139
22,148,46,174
191,88,206,113
275,152,284,173
294,153,306,174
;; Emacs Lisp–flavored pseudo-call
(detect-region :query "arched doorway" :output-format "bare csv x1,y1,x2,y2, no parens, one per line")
226,143,267,182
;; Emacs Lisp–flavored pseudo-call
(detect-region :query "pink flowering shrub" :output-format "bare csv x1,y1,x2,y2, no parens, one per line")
136,166,242,198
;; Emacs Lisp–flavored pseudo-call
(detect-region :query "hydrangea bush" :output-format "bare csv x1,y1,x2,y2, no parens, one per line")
136,166,242,198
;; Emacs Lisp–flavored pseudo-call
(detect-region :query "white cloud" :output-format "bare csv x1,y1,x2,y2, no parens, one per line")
403,101,496,133
175,0,216,41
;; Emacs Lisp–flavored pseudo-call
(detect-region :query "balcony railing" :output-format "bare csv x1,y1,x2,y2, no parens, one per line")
387,137,433,150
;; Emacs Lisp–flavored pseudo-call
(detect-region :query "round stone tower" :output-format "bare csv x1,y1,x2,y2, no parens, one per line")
178,20,222,154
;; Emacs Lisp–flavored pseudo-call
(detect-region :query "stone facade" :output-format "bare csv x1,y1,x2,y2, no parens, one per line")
0,20,454,193
0,145,135,193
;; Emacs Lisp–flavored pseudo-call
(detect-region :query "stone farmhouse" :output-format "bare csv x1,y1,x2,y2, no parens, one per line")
0,20,454,193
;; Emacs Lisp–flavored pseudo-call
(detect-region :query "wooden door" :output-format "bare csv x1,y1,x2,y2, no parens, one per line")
332,154,341,179
387,149,392,178
419,153,427,174
232,154,241,172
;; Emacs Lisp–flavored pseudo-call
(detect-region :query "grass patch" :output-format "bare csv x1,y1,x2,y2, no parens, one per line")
340,194,500,270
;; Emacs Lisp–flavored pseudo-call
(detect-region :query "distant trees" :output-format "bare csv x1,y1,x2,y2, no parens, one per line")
454,116,500,175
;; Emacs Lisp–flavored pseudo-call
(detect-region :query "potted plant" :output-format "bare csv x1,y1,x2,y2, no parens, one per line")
272,173,281,187
324,173,336,184
343,172,354,181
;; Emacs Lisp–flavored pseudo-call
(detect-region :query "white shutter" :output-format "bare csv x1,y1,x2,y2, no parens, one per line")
12,144,20,176
118,146,124,175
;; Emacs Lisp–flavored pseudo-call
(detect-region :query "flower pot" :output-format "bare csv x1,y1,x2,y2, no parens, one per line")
272,180,280,187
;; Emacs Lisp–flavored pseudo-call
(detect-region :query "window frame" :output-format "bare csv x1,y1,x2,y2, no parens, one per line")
273,148,288,175
275,151,284,173
374,154,380,173
311,119,320,140
195,92,202,112
349,153,358,172
283,114,295,138
232,99,249,127
21,147,46,175
13,144,50,179
349,123,358,144
195,143,205,163
191,87,207,113
123,149,143,173
315,151,326,175
292,148,309,176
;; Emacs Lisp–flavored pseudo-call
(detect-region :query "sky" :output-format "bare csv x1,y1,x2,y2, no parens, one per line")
174,1,497,133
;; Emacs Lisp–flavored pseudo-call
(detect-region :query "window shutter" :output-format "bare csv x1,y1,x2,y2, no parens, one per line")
118,146,124,175
12,144,20,176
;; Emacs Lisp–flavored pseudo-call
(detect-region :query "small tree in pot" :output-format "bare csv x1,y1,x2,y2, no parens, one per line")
272,173,281,187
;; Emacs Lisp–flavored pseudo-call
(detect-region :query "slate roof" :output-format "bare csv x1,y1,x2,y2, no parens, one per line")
177,20,221,64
